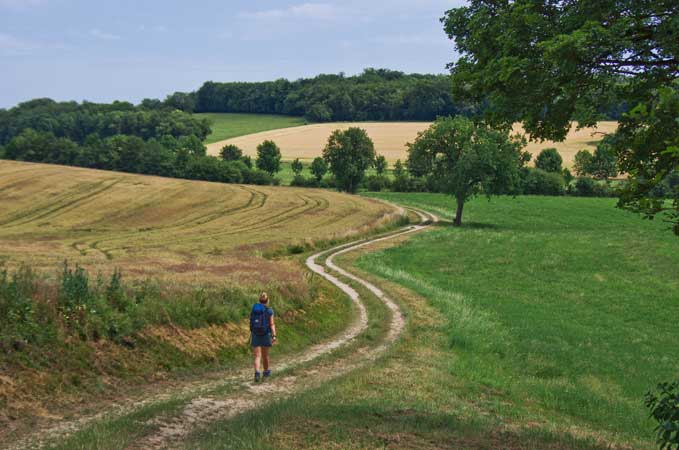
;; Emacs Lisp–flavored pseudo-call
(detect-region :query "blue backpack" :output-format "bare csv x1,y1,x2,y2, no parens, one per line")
250,303,270,336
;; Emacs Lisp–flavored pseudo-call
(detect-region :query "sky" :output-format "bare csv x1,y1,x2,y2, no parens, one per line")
0,0,465,108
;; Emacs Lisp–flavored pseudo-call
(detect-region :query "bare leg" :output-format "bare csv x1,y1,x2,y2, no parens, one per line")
262,347,270,371
253,346,262,373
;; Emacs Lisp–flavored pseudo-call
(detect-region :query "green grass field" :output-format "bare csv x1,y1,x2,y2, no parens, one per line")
353,193,679,446
195,113,307,144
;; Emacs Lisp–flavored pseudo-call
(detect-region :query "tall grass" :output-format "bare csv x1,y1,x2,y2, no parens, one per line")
0,262,308,349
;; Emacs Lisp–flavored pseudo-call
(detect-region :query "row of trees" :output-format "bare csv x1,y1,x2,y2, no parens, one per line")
0,129,276,185
0,98,211,146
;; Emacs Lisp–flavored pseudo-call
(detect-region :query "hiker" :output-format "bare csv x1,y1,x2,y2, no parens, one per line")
250,292,277,383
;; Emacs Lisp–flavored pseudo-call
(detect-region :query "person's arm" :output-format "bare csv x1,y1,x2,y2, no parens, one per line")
269,314,277,343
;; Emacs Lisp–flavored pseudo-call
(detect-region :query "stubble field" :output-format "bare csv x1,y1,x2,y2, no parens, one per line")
0,160,398,285
207,120,617,168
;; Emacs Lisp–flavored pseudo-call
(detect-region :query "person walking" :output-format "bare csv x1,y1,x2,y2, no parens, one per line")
250,292,277,383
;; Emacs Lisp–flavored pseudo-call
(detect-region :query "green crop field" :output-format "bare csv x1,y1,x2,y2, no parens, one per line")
195,113,307,144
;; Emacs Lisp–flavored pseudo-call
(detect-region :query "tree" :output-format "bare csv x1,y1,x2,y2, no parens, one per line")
573,150,594,177
291,158,304,175
393,159,405,177
256,140,282,176
589,143,618,180
220,144,243,162
535,148,562,173
407,116,525,226
323,128,375,194
645,380,679,450
375,155,388,175
310,157,328,182
443,0,679,234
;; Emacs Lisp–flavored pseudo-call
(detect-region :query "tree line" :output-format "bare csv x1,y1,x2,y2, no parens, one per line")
0,98,275,185
161,68,626,122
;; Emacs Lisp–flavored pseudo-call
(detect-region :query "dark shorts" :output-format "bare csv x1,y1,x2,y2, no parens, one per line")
251,333,272,348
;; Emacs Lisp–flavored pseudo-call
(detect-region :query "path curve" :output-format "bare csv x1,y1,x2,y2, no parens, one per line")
5,208,438,450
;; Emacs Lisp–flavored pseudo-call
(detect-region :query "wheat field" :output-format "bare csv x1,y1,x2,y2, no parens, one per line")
0,161,398,285
207,121,618,168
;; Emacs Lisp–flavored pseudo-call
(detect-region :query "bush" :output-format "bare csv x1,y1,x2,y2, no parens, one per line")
243,169,275,186
391,175,411,192
645,380,679,449
364,175,391,192
593,182,617,198
522,168,566,195
290,174,319,188
574,177,597,197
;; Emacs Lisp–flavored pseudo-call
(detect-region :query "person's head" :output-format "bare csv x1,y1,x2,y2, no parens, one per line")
259,292,269,304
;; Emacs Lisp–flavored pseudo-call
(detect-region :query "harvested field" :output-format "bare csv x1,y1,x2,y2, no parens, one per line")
207,121,618,168
0,161,398,285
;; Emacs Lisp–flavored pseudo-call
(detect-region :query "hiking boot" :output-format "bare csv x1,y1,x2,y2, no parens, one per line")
263,370,271,380
254,371,261,383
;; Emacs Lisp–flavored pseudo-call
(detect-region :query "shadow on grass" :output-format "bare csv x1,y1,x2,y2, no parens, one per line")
432,220,507,231
196,401,621,450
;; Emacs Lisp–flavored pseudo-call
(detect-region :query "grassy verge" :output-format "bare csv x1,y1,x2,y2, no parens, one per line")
195,113,306,144
0,262,353,440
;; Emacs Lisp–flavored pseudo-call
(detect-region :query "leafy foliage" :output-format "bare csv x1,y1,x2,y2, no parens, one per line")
574,150,595,177
0,98,210,146
646,381,679,450
522,168,565,196
310,156,328,181
256,140,282,176
2,129,273,185
193,69,460,122
323,128,376,194
443,0,679,234
291,158,304,175
406,116,525,225
374,155,388,175
535,148,563,173
219,144,243,161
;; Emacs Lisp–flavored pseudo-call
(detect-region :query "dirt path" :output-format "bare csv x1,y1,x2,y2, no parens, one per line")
4,209,437,450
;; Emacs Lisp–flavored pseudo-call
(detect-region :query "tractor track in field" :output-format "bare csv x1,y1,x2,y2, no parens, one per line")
3,208,437,450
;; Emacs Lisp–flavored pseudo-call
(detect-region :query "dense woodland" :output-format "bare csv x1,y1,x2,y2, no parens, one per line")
0,98,274,184
168,68,626,122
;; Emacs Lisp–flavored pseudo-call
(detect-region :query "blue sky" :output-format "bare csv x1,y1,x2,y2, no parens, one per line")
0,0,464,108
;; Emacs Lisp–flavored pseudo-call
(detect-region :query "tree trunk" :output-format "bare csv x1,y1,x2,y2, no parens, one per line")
454,195,464,227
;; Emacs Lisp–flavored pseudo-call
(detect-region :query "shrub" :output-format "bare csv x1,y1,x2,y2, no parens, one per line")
290,175,319,188
364,175,391,192
574,177,597,197
522,168,566,196
645,380,679,450
391,175,411,192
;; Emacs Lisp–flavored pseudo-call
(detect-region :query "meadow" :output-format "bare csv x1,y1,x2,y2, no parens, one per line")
181,193,677,450
195,113,306,144
0,160,397,285
207,121,617,167
356,193,678,446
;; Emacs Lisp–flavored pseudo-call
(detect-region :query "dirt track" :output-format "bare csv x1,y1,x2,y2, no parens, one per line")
4,208,437,450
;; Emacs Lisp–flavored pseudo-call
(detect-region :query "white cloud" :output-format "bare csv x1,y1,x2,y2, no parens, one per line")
89,28,121,41
240,3,339,21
